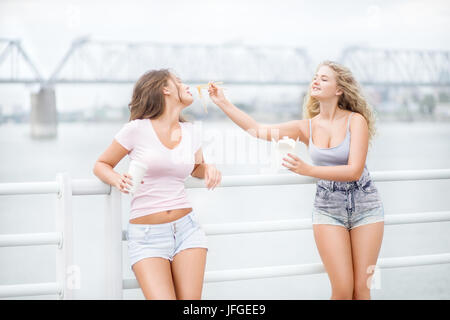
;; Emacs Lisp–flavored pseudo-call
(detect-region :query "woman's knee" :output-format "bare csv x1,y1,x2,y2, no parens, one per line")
331,284,354,300
353,278,371,300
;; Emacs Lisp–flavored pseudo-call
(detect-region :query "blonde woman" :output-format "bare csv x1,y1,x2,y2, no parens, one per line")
93,69,221,299
208,61,384,300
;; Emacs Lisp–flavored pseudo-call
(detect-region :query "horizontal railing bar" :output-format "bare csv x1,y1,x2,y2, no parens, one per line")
0,213,445,246
120,211,450,239
379,253,450,269
204,263,324,283
1,169,449,196
71,179,111,196
186,174,316,188
122,253,450,288
371,169,450,182
0,282,61,298
385,211,450,225
0,232,62,247
0,182,59,196
186,169,450,188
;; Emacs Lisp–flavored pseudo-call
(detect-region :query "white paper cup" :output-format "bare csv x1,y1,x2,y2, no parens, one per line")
273,136,296,170
277,145,296,170
278,145,295,167
127,160,148,194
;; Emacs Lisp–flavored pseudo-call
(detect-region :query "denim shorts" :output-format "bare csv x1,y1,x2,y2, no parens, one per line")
312,169,384,230
126,211,208,269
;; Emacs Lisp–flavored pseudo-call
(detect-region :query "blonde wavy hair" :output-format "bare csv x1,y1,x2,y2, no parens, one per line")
302,60,377,145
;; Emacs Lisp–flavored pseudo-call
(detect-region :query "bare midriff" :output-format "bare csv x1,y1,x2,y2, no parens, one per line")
129,207,193,224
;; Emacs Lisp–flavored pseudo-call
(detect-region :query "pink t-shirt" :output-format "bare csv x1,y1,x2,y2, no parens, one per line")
114,118,202,220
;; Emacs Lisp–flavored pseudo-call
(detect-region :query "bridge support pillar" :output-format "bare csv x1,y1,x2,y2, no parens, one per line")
30,86,57,139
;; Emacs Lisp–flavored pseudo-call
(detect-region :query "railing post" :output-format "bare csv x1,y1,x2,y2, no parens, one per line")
104,184,123,299
55,173,74,300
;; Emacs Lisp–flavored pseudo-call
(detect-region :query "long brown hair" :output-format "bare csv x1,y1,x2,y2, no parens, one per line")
128,69,186,122
302,61,377,145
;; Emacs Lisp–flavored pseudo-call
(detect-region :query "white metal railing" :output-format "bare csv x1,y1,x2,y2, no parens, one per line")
0,173,121,300
1,169,450,299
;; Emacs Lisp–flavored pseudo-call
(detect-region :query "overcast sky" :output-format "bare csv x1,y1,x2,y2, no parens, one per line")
1,0,449,110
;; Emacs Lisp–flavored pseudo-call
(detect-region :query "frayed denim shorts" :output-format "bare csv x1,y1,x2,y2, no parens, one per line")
126,211,208,269
312,169,384,230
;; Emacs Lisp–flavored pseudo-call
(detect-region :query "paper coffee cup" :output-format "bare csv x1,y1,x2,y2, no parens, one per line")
127,160,148,194
274,136,296,170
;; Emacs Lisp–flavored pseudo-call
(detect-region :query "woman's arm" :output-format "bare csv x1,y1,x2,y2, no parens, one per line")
191,148,222,190
208,83,309,145
93,140,137,193
283,113,369,181
191,148,206,178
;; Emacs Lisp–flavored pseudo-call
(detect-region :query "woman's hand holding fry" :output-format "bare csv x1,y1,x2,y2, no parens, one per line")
208,82,227,106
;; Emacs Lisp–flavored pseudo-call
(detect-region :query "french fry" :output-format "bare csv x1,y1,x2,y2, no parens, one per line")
196,86,207,113
196,81,223,89
196,82,224,113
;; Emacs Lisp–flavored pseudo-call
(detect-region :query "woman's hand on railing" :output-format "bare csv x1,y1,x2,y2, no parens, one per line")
204,164,222,190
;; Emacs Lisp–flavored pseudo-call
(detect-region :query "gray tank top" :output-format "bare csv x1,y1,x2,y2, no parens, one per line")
308,112,367,168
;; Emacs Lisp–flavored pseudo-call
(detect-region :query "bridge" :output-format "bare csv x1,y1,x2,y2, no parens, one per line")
340,46,450,87
0,38,43,84
1,37,449,138
1,37,314,86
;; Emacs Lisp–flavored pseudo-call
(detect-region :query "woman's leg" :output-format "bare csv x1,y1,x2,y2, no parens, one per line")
313,224,354,299
350,221,384,300
132,257,177,300
171,248,208,299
